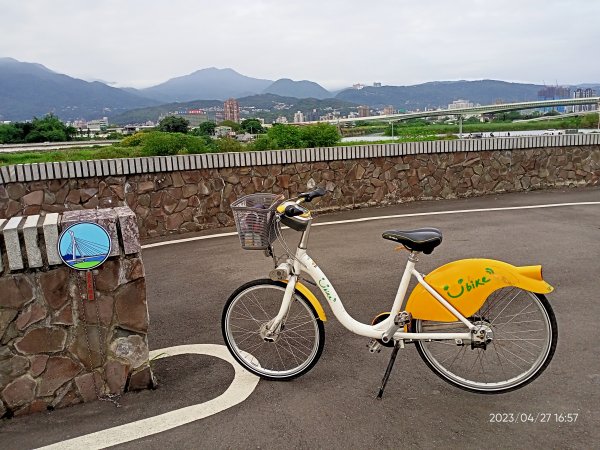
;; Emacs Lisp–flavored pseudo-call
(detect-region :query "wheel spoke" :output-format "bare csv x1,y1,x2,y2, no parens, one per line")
224,282,322,379
415,288,555,392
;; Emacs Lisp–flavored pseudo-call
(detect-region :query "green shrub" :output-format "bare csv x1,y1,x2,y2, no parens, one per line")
140,132,206,156
213,137,244,153
121,132,147,147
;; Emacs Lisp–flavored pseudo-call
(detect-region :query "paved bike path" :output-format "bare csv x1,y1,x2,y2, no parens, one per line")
2,187,599,449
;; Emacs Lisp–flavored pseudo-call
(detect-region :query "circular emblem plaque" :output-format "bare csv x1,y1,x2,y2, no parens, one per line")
58,222,111,270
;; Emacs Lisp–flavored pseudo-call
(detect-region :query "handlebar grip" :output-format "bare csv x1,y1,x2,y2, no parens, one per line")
300,187,326,202
284,205,306,217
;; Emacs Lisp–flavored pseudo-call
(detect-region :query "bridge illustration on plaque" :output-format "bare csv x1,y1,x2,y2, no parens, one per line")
58,222,112,270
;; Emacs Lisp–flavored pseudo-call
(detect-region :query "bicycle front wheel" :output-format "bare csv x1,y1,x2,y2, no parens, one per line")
222,279,325,380
412,288,557,393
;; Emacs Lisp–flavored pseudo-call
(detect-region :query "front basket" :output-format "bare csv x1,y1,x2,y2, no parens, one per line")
231,193,282,250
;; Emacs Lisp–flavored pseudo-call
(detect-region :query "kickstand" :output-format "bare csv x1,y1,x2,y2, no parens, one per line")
377,341,401,399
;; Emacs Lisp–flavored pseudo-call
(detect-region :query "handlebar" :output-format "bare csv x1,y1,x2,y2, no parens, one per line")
298,187,326,203
276,187,327,218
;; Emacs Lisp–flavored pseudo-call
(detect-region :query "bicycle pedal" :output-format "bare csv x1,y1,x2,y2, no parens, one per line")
367,339,382,353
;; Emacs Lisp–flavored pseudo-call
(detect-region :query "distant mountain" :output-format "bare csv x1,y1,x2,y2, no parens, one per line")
140,67,273,102
0,57,158,121
335,80,546,110
263,78,331,99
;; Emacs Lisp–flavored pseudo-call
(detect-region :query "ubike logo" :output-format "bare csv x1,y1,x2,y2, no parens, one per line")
443,267,495,299
318,278,337,303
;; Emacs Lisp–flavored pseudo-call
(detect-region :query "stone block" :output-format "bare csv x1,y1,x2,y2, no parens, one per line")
69,325,105,370
128,365,156,391
0,309,18,341
39,267,70,310
14,327,67,354
0,218,4,273
104,360,129,394
29,354,49,377
37,356,82,397
2,375,36,409
115,206,140,255
115,279,148,332
42,213,61,265
74,371,104,402
0,166,10,183
0,275,34,309
3,216,24,270
109,334,149,369
0,352,29,389
23,215,43,268
15,302,47,331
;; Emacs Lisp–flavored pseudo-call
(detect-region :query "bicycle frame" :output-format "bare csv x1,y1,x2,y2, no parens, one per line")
270,229,475,343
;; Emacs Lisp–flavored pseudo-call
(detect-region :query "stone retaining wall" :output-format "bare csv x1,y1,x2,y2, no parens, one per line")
0,136,599,239
0,207,154,418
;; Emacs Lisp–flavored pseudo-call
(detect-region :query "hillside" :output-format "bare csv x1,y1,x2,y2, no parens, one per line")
0,57,158,121
111,94,359,125
335,80,545,110
111,99,223,125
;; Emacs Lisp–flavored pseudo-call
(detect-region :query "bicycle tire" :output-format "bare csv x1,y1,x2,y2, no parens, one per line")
411,288,557,394
222,279,325,380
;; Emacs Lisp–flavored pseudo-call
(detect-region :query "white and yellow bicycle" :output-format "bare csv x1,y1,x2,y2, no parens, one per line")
222,188,557,395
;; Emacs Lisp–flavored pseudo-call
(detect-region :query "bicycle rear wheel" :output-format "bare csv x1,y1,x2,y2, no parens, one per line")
222,279,325,380
412,288,557,393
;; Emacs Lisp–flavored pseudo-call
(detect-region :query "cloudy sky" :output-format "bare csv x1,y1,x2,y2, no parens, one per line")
1,0,598,89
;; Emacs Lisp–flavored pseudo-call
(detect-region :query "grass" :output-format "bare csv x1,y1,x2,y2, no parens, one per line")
0,145,142,167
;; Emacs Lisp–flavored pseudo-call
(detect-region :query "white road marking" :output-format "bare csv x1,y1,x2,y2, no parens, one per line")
141,201,600,249
37,344,259,450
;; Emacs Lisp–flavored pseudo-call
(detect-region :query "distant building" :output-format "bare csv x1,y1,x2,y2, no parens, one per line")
573,88,597,112
293,111,305,123
275,116,288,124
448,99,474,110
86,117,109,131
383,105,395,115
373,82,382,88
352,83,365,90
214,126,233,137
538,86,571,113
306,109,319,122
223,98,240,123
358,105,370,117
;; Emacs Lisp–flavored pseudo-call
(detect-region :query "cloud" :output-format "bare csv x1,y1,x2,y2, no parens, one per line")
1,0,598,88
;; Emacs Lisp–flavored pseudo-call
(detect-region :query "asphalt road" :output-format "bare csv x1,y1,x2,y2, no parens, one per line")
2,187,600,449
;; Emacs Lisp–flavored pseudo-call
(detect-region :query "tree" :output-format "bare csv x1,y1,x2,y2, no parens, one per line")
299,123,340,147
157,116,190,133
265,124,304,149
241,118,264,134
27,114,76,143
192,121,216,136
0,123,23,144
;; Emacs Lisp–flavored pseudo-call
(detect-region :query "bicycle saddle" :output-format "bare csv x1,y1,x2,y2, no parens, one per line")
382,228,443,254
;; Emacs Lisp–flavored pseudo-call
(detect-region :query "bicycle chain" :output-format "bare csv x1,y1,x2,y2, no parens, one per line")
73,271,121,407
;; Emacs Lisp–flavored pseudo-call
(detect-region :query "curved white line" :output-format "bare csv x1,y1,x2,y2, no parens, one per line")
37,344,259,450
141,201,600,249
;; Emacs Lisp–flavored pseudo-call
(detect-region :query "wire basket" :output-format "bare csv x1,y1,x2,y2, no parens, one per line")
231,193,283,250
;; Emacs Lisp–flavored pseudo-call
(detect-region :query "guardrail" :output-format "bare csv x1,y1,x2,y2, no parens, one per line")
1,134,599,185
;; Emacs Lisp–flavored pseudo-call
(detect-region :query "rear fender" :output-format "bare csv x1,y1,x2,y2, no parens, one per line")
405,259,553,322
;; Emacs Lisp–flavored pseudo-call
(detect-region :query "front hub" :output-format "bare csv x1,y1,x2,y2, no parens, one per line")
260,321,282,342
